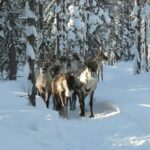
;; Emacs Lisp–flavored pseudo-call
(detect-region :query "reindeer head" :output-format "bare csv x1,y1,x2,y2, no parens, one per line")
51,65,61,77
39,62,50,76
86,61,98,78
98,51,109,63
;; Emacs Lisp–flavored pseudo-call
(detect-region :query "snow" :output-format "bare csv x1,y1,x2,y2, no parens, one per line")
68,30,76,40
68,5,80,17
144,3,150,14
79,0,86,6
55,6,61,13
0,30,4,37
130,2,139,17
26,41,36,59
26,25,38,37
1,61,150,150
22,1,37,20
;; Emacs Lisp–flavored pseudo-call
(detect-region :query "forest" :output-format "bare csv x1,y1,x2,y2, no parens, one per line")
1,0,150,150
0,0,150,103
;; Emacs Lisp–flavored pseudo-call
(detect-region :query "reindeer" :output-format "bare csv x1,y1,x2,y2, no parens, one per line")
49,53,84,111
95,51,109,81
35,62,52,108
74,60,98,117
51,53,84,75
51,73,76,118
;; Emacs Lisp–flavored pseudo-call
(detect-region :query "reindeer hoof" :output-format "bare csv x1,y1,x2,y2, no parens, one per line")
89,114,94,118
80,112,85,116
70,107,75,111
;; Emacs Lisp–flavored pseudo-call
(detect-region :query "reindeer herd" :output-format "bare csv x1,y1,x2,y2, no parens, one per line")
35,52,109,118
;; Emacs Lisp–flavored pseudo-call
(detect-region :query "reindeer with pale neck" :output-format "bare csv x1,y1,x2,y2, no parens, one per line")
74,60,98,117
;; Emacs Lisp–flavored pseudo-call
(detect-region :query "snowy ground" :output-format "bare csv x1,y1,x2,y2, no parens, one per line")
0,61,150,150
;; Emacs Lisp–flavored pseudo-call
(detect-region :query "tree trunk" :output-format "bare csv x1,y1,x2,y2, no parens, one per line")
136,0,141,74
27,0,37,106
8,12,17,80
28,57,36,106
9,44,17,80
56,0,60,55
145,18,148,72
39,1,43,31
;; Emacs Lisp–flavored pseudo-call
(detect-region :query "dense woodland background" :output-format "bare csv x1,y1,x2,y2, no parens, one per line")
0,0,150,105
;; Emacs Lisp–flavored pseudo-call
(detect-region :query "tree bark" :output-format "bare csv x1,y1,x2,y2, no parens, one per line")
136,0,141,74
9,44,17,80
39,1,43,31
27,0,37,106
56,0,60,55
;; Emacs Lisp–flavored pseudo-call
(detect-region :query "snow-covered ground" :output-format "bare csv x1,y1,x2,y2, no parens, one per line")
0,61,150,150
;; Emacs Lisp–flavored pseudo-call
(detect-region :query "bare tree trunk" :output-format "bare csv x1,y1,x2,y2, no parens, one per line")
56,0,60,55
136,0,141,74
9,43,17,80
144,17,148,72
8,12,17,80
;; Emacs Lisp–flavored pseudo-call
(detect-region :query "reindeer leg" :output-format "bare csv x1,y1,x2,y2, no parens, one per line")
97,70,100,81
52,95,56,110
53,95,59,110
69,97,73,110
89,91,94,118
45,90,50,108
41,93,45,102
64,101,68,119
36,88,40,96
70,92,76,110
61,92,68,118
79,92,85,116
101,65,103,81
72,91,77,110
46,92,51,108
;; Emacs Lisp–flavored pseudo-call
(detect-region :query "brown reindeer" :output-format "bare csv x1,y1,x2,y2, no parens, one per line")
74,60,98,117
51,73,76,118
35,62,52,108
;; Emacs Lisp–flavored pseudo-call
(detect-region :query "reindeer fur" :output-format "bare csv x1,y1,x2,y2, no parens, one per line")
51,73,76,118
75,61,98,117
35,64,52,108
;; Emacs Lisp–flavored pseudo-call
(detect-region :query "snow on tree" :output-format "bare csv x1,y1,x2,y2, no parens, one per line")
140,2,150,72
130,0,141,74
67,3,86,55
0,0,25,80
130,44,141,74
43,0,111,59
23,1,37,106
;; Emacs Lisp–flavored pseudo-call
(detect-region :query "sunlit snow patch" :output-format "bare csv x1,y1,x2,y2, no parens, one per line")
138,104,150,108
112,135,150,147
13,92,28,97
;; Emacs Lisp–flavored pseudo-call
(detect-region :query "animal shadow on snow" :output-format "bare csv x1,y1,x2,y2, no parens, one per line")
68,100,120,120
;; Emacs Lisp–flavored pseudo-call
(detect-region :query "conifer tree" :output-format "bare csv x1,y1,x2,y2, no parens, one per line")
23,0,37,106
